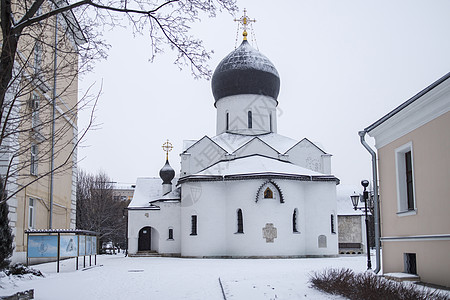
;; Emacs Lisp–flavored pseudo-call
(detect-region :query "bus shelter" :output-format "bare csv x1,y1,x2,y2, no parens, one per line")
25,229,99,272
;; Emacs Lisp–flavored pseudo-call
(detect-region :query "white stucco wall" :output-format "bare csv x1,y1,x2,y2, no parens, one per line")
216,94,278,135
128,202,181,255
180,182,227,256
180,178,338,257
303,181,338,255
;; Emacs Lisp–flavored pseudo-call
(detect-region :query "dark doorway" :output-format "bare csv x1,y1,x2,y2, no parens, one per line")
138,227,152,251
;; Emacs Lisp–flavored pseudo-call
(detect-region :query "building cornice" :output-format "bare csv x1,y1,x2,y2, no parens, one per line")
366,73,450,149
381,234,450,242
178,172,339,184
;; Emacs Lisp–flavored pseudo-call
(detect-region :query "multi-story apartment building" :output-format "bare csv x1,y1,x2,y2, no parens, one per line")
1,2,84,263
112,183,135,202
364,72,450,287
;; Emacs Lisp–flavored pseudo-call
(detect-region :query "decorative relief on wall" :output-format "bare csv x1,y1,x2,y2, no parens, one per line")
262,223,277,243
182,182,202,207
306,157,321,172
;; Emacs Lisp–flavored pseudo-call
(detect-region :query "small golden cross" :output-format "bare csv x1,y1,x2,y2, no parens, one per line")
234,8,256,41
162,139,173,160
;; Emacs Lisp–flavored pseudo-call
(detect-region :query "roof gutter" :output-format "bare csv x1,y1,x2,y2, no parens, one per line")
358,130,381,274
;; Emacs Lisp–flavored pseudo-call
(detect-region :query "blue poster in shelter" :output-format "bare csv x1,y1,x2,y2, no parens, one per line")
79,235,86,256
60,236,78,257
86,236,92,255
28,235,58,258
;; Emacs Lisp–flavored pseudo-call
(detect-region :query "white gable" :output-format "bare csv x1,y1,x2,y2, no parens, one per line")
180,136,228,177
286,138,331,173
233,137,279,158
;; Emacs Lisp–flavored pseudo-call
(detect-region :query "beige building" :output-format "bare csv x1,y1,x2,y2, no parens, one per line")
365,72,450,287
1,3,84,263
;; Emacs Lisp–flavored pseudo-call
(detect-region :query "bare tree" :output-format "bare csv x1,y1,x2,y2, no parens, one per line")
0,0,237,204
76,170,126,246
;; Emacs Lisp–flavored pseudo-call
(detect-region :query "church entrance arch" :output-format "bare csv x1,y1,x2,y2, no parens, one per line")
138,227,152,251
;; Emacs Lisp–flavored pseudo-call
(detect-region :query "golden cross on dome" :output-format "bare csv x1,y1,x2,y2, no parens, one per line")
234,8,256,41
162,139,173,160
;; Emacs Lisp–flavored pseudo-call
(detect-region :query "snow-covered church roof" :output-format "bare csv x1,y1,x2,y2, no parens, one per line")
179,155,337,183
128,177,180,208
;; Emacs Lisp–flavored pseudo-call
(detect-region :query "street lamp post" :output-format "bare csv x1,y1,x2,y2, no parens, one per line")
351,180,372,270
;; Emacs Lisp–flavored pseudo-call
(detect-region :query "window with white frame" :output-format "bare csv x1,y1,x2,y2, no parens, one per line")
30,144,38,175
395,142,416,213
33,42,42,75
28,198,35,229
31,93,40,130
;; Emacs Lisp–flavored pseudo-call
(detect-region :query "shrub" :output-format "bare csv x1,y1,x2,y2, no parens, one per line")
0,177,14,270
6,264,43,277
309,268,449,300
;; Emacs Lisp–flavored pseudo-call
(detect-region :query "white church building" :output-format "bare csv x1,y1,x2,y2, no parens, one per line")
127,24,340,258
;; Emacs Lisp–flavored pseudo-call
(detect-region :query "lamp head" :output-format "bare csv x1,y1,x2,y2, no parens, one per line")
350,193,360,210
361,180,369,188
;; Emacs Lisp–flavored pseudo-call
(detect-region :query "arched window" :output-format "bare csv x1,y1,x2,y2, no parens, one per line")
264,187,273,199
269,113,273,132
248,111,252,129
293,209,299,232
226,112,229,131
168,228,174,240
190,215,197,235
237,209,244,233
330,214,336,234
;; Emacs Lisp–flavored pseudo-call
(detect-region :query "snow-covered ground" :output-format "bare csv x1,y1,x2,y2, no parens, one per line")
0,253,374,299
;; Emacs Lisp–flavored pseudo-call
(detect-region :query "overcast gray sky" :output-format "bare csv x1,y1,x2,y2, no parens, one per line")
78,0,450,187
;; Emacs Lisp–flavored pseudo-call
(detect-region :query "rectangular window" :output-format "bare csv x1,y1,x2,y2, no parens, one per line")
168,228,174,240
405,151,414,210
28,198,35,229
395,142,416,214
190,215,197,235
30,144,38,176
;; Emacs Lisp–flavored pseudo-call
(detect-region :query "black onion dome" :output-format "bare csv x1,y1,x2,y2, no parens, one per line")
211,40,280,104
159,160,175,184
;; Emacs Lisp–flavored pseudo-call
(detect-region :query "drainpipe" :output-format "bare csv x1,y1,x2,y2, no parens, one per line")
49,13,58,229
358,130,381,274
